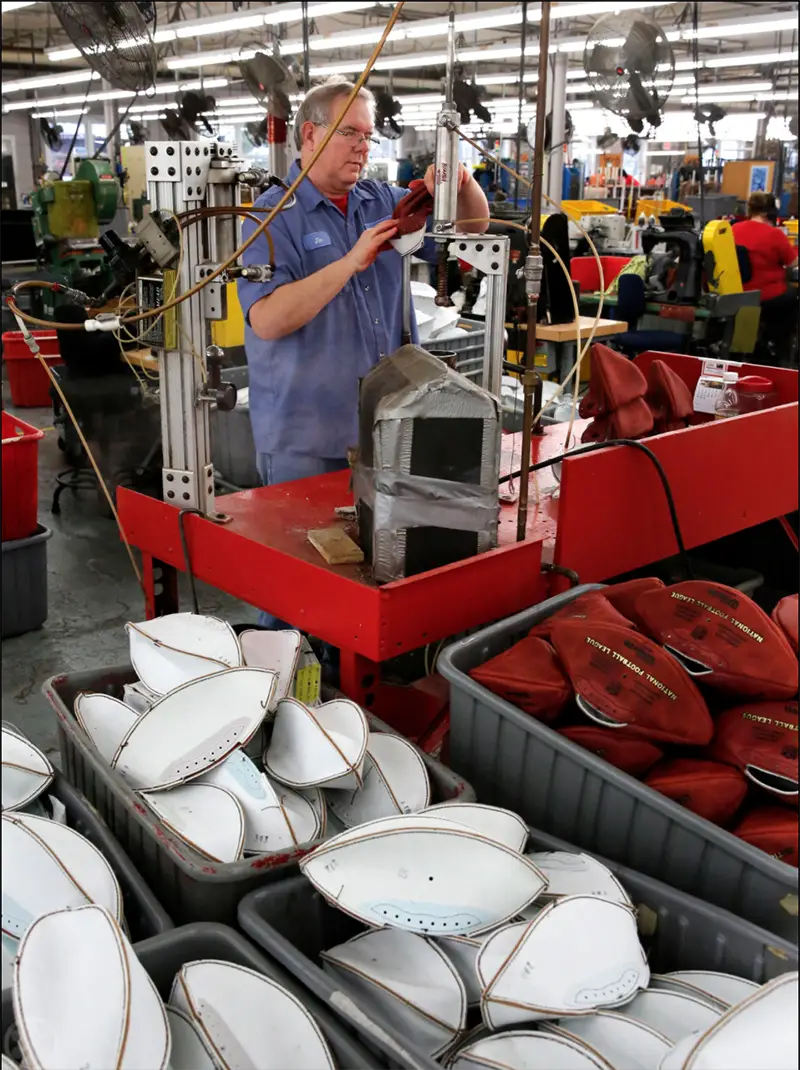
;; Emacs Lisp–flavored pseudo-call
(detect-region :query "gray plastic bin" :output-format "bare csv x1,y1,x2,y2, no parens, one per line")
44,770,172,942
211,365,260,489
44,664,475,926
438,585,799,942
430,316,486,382
2,524,51,639
0,923,377,1069
238,826,796,1070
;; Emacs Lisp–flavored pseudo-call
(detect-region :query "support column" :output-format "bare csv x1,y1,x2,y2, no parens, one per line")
547,52,568,206
101,80,119,161
754,117,768,159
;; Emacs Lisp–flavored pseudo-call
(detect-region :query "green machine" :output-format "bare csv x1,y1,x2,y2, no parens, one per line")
30,157,120,317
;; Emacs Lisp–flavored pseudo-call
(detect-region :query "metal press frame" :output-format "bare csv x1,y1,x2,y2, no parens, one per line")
144,141,273,518
402,12,511,400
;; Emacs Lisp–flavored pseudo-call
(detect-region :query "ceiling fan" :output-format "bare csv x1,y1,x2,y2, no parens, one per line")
39,118,64,151
584,11,676,133
374,88,403,140
239,51,298,120
49,1,157,93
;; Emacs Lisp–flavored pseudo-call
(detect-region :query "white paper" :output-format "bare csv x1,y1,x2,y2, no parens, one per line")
693,375,727,414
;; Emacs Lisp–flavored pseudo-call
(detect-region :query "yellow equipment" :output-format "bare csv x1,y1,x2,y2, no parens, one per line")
636,198,691,217
211,282,246,349
561,200,619,222
702,219,743,296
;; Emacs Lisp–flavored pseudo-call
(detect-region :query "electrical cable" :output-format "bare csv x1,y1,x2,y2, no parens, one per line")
178,507,204,614
691,0,706,228
115,208,185,347
455,212,598,449
92,94,137,160
11,315,145,591
452,126,607,443
5,3,407,594
6,1,407,335
58,77,94,179
498,437,695,581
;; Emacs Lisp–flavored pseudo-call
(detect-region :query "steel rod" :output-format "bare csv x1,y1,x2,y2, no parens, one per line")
516,0,551,543
513,1,528,209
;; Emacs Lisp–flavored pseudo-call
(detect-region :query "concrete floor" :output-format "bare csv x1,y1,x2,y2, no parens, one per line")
1,384,259,767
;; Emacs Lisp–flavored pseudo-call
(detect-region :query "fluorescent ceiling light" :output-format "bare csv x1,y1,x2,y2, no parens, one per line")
309,28,397,49
691,81,774,95
3,78,229,113
168,49,256,70
1,1,38,11
32,108,87,118
566,74,697,93
662,14,799,45
3,70,99,93
175,14,268,39
706,50,799,68
552,0,669,16
681,91,794,103
406,9,523,38
47,1,381,60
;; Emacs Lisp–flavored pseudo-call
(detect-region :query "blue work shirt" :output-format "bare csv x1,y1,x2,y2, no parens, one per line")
237,159,438,459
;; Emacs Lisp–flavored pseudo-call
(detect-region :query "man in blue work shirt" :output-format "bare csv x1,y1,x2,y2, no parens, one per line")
237,76,489,626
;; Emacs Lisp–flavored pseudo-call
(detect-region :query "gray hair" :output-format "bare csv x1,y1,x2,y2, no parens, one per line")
292,77,375,152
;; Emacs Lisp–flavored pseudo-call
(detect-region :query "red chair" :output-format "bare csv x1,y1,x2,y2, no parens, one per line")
570,255,632,294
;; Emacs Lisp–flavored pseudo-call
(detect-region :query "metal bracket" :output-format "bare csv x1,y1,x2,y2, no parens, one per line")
143,142,182,184
207,150,240,184
163,467,198,509
447,236,508,275
179,140,213,202
194,266,226,320
163,464,215,512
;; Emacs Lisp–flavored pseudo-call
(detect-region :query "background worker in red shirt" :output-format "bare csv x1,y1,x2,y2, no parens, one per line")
733,191,798,364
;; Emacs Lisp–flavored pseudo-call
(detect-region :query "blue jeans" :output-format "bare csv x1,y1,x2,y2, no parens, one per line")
256,452,348,630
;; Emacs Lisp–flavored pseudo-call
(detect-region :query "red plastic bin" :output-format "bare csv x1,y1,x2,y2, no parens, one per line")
2,331,62,408
1,411,44,543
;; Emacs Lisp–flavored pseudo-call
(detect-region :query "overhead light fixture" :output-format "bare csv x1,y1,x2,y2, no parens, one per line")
552,0,670,16
47,1,380,61
174,14,267,39
1,1,38,11
695,80,776,94
566,74,697,93
309,27,403,49
32,108,87,118
680,91,793,103
3,70,98,93
405,8,524,39
2,78,229,113
706,49,799,68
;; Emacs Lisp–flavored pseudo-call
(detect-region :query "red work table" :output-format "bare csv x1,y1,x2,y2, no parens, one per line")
117,352,798,716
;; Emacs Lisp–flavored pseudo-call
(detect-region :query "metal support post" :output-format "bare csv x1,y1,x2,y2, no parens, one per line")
547,51,568,207
517,1,551,542
448,235,510,397
433,11,460,235
146,140,215,516
101,80,119,161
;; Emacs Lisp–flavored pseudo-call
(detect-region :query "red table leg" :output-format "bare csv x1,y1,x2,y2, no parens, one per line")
142,554,180,620
338,649,381,710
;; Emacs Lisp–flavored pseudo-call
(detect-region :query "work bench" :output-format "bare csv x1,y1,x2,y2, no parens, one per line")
118,351,798,730
505,315,628,380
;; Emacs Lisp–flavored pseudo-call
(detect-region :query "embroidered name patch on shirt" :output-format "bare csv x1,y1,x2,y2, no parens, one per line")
303,231,332,251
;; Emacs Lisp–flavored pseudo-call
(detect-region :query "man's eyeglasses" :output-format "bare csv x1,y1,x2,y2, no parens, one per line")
317,124,380,148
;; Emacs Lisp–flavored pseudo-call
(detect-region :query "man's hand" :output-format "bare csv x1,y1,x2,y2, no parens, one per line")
346,219,398,273
423,162,472,197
